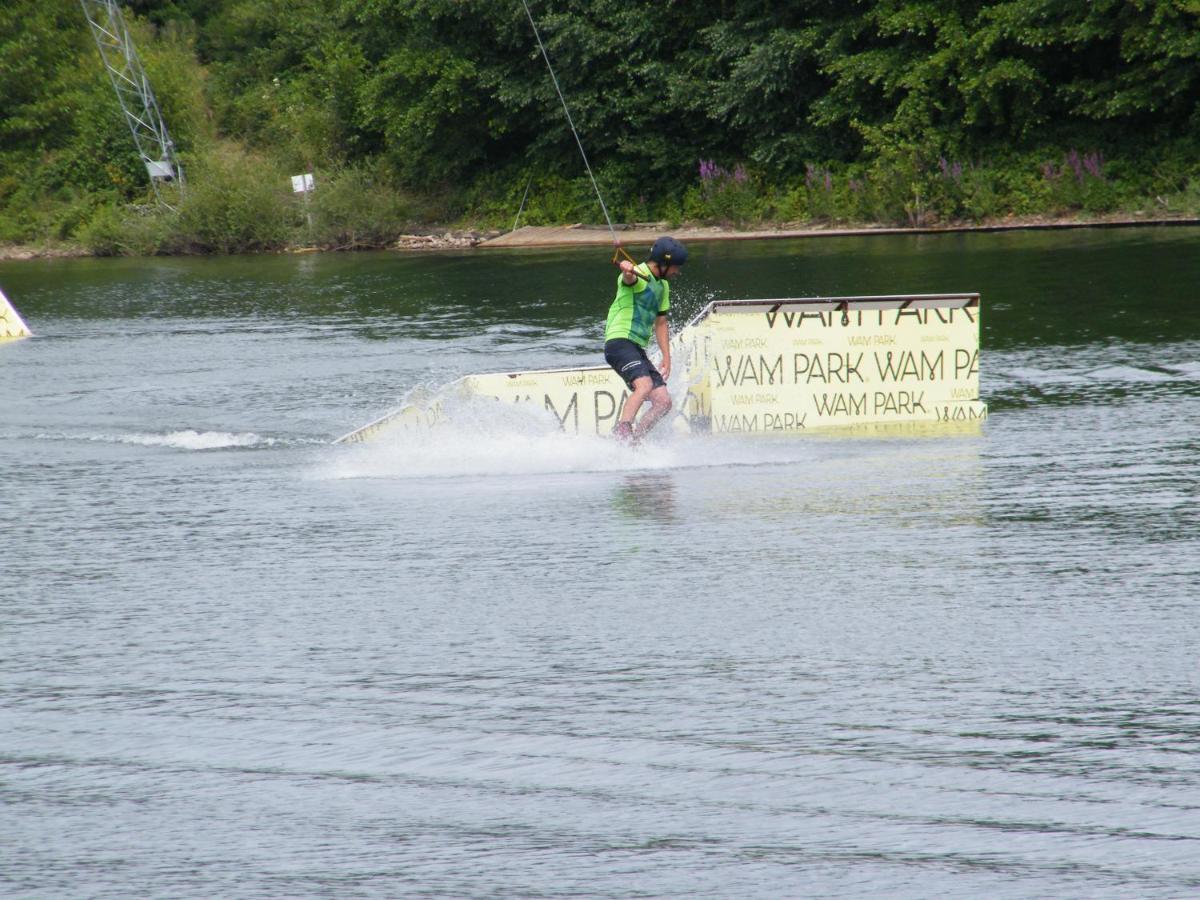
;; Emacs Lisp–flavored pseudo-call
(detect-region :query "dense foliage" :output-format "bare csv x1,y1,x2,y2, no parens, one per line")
3,0,1199,253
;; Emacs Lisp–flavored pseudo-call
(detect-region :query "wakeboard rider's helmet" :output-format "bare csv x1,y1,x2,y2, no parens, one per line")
649,236,688,269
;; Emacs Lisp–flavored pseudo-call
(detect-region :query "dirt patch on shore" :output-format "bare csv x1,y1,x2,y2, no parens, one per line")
0,243,92,261
479,213,1200,249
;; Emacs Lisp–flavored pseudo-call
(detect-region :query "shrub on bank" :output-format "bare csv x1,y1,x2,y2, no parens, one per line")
684,160,760,227
1169,179,1200,216
439,143,1189,232
16,140,1200,257
76,145,294,255
75,152,424,255
702,146,1197,229
164,146,293,254
78,202,173,256
307,164,414,249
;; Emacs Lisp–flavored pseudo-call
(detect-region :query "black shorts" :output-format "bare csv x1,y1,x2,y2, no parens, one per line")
604,338,666,390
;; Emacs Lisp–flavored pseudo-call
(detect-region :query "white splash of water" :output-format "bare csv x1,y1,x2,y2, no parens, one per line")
91,430,276,450
321,395,818,481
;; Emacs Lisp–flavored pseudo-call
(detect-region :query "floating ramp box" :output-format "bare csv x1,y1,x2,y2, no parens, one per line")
336,293,986,444
0,287,32,340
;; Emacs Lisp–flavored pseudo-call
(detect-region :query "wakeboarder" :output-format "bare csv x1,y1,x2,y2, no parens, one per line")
602,236,687,443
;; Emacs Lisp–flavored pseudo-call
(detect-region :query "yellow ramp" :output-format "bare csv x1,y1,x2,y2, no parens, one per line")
335,293,987,444
0,287,32,339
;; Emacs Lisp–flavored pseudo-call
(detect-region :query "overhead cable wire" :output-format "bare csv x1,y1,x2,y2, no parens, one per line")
519,0,618,244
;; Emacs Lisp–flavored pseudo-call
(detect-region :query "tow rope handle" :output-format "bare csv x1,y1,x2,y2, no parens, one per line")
611,244,637,267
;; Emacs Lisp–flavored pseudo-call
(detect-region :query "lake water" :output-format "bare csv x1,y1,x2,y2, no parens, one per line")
2,227,1199,898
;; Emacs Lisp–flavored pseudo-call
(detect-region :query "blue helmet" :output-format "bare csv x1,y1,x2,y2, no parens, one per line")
649,236,688,268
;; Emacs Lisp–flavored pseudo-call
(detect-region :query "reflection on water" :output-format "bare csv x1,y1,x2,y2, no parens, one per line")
2,227,1199,899
613,473,678,523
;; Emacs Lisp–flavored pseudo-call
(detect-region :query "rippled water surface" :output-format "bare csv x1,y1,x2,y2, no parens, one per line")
2,228,1199,898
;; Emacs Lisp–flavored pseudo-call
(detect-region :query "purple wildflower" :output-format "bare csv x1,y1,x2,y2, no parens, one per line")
1066,149,1084,183
938,157,963,182
1082,152,1105,180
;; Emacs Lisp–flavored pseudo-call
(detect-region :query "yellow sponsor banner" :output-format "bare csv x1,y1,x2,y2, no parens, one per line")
0,287,32,340
463,367,632,435
702,296,985,434
335,295,985,443
337,366,634,443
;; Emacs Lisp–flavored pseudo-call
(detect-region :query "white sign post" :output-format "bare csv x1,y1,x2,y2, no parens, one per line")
292,173,315,241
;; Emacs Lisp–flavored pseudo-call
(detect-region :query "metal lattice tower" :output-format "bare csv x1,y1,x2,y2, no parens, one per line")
79,0,185,209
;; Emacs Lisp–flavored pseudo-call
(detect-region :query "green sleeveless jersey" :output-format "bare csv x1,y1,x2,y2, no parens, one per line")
604,263,670,347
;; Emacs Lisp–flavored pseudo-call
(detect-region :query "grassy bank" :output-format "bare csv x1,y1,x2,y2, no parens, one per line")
4,142,1200,259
